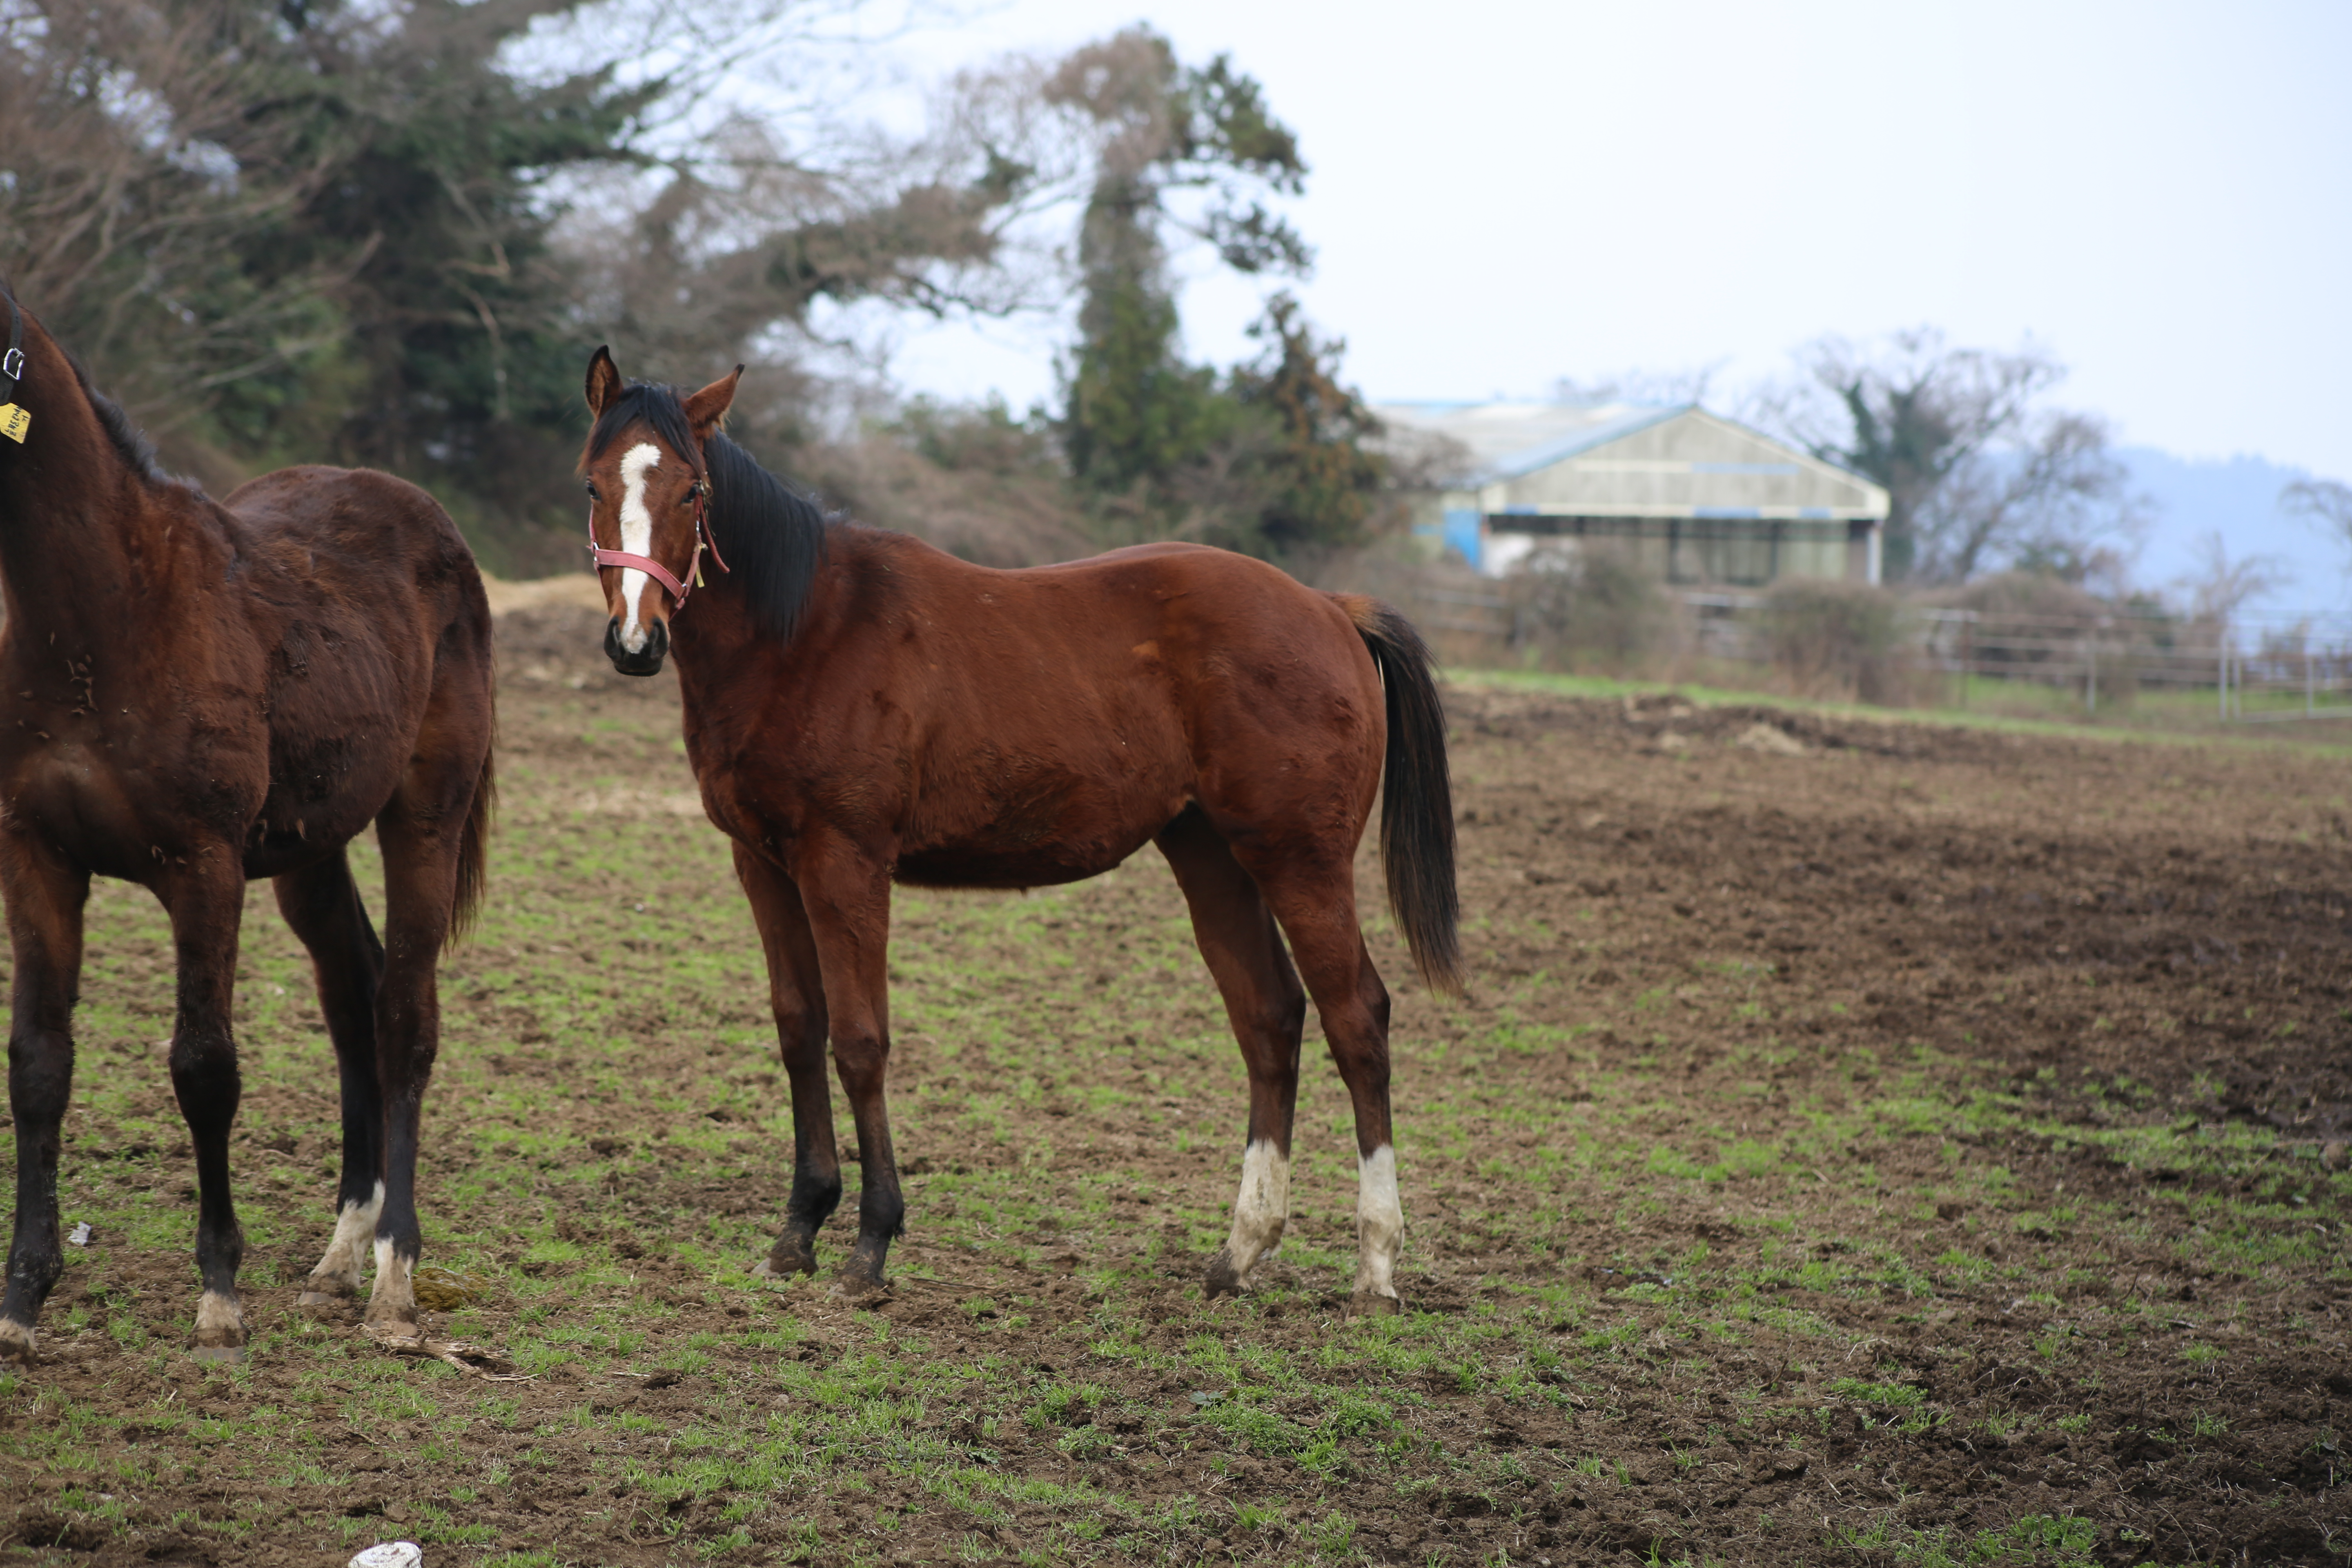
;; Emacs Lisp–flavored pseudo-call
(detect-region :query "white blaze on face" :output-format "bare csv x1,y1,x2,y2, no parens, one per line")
1221,1138,1292,1281
1354,1144,1403,1300
615,441,664,652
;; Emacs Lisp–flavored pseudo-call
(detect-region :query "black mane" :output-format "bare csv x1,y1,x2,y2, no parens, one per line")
64,352,168,484
588,381,827,642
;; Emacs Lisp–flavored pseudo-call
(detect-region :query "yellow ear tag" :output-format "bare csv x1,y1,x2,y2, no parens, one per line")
0,404,27,444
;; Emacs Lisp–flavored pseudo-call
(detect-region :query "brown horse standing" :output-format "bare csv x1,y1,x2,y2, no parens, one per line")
578,349,1461,1312
0,293,495,1362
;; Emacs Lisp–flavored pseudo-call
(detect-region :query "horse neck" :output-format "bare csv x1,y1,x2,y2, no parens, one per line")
668,530,860,715
0,321,184,642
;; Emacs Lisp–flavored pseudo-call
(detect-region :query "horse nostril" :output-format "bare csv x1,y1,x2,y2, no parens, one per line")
604,613,668,676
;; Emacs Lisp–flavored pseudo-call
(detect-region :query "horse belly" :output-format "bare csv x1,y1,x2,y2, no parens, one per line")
896,767,1177,890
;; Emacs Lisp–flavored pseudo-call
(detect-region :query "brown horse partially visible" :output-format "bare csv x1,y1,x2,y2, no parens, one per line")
578,348,1461,1312
0,292,495,1363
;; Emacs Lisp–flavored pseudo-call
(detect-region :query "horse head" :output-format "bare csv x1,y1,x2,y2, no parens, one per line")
580,346,741,676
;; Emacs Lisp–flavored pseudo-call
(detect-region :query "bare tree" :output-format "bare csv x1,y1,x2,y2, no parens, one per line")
1752,327,2139,585
2282,478,2352,583
2176,531,2283,625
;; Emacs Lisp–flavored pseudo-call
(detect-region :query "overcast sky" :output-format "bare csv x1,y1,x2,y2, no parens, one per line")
851,0,2350,487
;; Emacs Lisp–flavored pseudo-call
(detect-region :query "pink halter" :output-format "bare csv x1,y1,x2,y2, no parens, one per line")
588,472,731,613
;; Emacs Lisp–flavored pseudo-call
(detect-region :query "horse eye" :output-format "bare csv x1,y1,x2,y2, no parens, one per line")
584,480,600,500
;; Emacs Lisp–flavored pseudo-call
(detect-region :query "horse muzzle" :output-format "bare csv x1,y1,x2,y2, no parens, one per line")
605,615,668,677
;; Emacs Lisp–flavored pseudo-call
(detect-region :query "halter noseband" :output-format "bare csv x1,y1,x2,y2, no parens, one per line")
587,467,730,614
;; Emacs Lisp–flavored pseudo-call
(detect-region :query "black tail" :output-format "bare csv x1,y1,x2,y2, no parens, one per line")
448,745,495,949
1340,597,1463,998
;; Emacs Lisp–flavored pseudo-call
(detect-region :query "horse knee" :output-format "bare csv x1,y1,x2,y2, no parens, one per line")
166,1033,241,1124
831,1031,889,1094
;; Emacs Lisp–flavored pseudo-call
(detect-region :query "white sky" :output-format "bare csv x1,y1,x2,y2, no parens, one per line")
848,0,2352,484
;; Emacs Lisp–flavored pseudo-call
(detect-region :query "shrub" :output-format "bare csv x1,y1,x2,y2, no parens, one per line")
1757,578,1909,702
1501,541,1679,674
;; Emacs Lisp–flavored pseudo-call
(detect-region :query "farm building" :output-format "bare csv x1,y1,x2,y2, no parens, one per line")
1374,401,1891,586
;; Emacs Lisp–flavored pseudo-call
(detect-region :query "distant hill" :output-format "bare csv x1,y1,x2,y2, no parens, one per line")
2120,448,2349,618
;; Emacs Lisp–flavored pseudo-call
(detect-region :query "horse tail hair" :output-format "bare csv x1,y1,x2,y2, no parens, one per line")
1334,595,1464,999
448,743,495,949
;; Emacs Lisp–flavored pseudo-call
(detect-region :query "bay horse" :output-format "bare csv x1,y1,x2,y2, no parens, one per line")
579,347,1461,1313
0,291,495,1363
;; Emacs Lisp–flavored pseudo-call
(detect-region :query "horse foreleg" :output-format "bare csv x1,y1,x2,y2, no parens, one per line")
0,842,88,1363
793,839,902,1300
157,863,254,1361
1156,810,1307,1299
274,854,386,1307
735,845,838,1278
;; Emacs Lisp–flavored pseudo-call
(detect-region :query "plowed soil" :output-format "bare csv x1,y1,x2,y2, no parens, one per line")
1,604,2345,1568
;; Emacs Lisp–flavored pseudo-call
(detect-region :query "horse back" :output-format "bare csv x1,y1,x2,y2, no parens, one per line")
769,537,1384,886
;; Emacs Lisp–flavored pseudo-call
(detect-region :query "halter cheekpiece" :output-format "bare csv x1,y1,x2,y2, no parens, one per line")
587,466,730,613
0,287,24,394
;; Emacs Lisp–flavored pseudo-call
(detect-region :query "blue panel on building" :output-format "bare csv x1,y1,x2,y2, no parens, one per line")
1442,507,1481,570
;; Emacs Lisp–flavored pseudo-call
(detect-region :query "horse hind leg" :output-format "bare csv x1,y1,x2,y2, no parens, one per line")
1156,810,1307,1300
362,712,490,1331
1247,854,1403,1317
273,853,387,1308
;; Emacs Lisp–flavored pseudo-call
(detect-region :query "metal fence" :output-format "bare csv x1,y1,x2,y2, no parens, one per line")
1403,580,2352,722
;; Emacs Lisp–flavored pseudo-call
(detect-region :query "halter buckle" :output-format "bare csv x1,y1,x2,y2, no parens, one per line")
0,348,20,382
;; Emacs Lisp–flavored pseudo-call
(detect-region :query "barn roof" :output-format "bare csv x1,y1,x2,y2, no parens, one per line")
1372,401,1890,522
1372,400,1686,485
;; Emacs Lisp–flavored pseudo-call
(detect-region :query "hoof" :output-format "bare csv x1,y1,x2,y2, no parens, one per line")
763,1238,819,1278
189,1342,247,1366
298,1274,360,1307
0,1319,37,1365
297,1286,358,1312
829,1274,891,1308
1203,1250,1245,1300
1347,1290,1403,1319
363,1307,421,1336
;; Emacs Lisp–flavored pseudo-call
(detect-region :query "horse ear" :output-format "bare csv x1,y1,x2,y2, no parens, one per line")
585,346,622,416
684,365,743,438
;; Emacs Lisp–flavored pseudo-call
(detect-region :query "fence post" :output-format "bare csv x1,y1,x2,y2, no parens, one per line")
2086,626,2098,715
2217,630,2227,721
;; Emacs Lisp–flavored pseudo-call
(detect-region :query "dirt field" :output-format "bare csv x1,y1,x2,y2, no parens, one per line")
1,601,2346,1568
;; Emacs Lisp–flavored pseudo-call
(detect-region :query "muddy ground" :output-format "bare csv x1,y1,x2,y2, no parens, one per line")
0,603,2345,1567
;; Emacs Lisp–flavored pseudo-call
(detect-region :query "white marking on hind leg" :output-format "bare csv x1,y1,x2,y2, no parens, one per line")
194,1289,245,1347
366,1236,417,1328
1353,1145,1403,1301
615,442,662,650
306,1180,383,1298
1218,1138,1292,1284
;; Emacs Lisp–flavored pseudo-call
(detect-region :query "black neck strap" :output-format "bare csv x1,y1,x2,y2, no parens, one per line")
0,289,22,401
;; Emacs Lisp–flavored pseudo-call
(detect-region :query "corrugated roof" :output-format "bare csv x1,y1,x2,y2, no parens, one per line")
1371,400,1688,486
